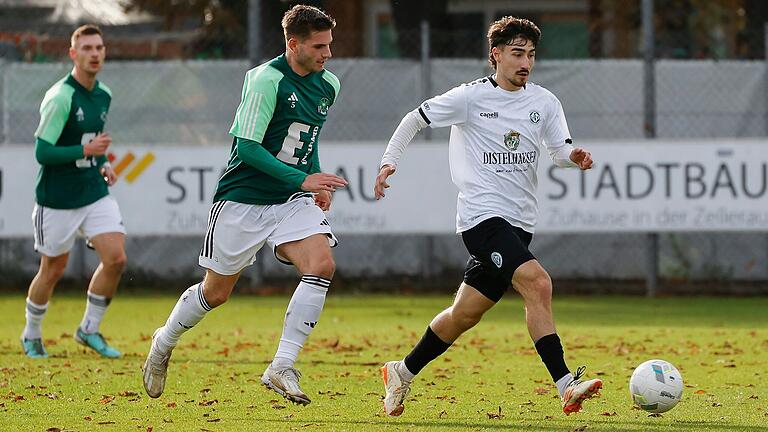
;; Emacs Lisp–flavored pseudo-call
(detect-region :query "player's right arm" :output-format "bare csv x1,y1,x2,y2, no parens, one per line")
34,85,111,165
375,85,468,199
230,67,345,193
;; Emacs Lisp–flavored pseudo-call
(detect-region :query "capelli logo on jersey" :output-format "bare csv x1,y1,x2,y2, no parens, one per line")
480,111,499,119
108,151,156,183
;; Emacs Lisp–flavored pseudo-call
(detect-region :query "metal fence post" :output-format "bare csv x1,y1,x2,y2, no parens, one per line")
642,0,658,297
1,59,7,144
248,0,261,68
420,19,431,142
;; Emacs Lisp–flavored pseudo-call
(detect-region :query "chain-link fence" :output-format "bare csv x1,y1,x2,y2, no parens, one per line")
0,0,766,294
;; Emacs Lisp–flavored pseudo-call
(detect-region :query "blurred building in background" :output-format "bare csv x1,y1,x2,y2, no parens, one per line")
2,0,768,60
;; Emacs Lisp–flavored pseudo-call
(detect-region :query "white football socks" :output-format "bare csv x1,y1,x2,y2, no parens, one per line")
155,283,212,353
396,360,416,382
79,292,111,334
556,372,575,397
22,298,48,340
271,275,330,370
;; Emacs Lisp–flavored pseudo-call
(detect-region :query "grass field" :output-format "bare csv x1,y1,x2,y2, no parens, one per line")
1,293,767,431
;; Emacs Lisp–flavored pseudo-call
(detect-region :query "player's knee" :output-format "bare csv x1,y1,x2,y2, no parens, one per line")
308,255,335,279
450,306,482,331
103,252,127,273
202,285,230,308
42,264,67,284
526,272,552,306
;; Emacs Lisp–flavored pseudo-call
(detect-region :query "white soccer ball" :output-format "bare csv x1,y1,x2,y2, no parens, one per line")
629,359,684,413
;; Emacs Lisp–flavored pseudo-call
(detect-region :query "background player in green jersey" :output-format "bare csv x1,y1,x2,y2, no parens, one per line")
143,5,347,405
22,25,126,359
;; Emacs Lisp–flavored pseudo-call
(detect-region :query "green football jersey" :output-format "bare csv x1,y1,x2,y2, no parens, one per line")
214,54,341,205
34,74,112,209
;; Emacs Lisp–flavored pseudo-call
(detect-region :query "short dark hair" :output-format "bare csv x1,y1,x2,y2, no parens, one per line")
71,24,103,47
282,4,336,41
487,16,541,69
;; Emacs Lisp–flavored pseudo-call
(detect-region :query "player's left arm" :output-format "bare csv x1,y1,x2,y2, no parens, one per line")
543,97,593,170
307,146,333,210
100,162,117,186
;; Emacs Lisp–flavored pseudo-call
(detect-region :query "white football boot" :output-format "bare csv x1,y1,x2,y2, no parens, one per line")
381,360,412,417
142,328,173,398
261,364,311,405
561,366,603,415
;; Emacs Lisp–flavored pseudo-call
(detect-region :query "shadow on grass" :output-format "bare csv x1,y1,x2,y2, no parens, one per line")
227,416,768,431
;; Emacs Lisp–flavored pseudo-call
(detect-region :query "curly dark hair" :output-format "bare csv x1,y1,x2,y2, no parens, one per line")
487,16,541,69
282,4,336,40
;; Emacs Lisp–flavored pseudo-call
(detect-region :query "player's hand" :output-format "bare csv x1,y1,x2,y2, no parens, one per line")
101,164,117,186
314,190,332,211
301,173,347,194
570,147,593,170
374,164,396,200
83,133,112,156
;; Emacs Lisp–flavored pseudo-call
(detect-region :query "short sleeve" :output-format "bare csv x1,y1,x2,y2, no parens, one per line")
322,70,341,103
34,85,73,145
543,96,571,147
417,84,467,128
229,66,282,142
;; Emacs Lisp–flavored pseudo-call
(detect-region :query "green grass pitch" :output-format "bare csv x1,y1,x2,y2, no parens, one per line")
1,293,767,431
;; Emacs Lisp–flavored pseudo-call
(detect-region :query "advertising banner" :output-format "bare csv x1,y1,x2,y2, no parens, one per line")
1,140,766,237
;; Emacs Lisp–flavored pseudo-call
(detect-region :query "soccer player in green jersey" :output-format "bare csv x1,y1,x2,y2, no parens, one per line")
22,25,126,359
143,5,347,405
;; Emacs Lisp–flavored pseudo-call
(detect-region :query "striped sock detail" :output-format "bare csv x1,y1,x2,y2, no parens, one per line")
301,274,331,289
201,201,226,259
196,283,212,311
26,298,48,316
87,293,111,307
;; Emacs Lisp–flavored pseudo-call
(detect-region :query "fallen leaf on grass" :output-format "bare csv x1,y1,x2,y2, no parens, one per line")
118,391,137,397
46,428,61,432
572,425,589,431
712,402,722,407
599,411,617,416
694,390,706,394
534,387,549,395
166,402,177,408
487,406,504,419
163,419,173,423
198,399,217,406
438,410,447,418
271,404,286,409
206,418,221,423
748,395,758,399
98,395,115,404
97,421,116,425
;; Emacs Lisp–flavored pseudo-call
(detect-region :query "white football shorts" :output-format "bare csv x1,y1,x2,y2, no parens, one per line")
32,195,126,257
198,196,337,275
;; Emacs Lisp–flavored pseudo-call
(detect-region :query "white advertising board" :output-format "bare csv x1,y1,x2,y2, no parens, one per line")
1,140,766,237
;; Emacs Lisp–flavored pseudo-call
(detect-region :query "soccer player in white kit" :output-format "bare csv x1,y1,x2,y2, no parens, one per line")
375,16,601,417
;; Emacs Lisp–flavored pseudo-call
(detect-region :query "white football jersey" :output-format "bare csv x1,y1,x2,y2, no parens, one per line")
418,76,575,233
